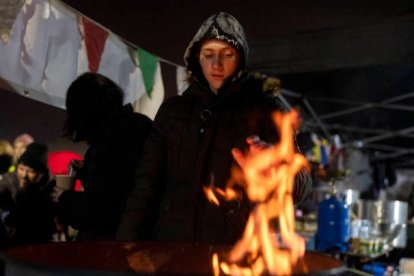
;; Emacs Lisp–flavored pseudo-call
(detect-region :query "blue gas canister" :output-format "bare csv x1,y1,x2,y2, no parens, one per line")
316,194,350,252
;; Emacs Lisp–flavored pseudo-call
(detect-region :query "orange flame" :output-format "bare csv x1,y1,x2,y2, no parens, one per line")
205,110,308,275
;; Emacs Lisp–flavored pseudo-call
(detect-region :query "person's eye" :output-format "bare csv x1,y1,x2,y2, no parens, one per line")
224,52,235,58
203,53,214,59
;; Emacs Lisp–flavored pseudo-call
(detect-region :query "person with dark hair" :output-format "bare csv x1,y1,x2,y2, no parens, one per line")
0,142,57,245
117,12,312,245
52,72,152,240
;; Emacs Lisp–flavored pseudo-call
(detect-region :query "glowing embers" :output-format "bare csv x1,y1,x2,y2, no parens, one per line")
204,110,308,275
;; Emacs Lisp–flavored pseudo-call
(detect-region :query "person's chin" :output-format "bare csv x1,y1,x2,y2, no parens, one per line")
211,82,223,91
19,181,28,188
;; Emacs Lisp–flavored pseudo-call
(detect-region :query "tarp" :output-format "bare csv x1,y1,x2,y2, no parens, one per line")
0,0,169,119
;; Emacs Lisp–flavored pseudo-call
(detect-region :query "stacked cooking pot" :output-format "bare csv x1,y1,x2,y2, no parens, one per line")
357,200,408,249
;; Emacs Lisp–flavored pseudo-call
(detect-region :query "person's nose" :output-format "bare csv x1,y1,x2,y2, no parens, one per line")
211,55,223,69
21,170,28,178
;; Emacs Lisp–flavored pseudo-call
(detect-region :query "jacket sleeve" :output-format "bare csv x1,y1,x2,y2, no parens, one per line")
57,139,132,231
263,93,313,205
116,109,168,241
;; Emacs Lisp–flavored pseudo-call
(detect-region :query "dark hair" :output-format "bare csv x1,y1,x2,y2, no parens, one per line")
63,72,124,143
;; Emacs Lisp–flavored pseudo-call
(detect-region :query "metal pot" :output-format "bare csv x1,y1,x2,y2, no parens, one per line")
357,200,408,224
357,200,408,248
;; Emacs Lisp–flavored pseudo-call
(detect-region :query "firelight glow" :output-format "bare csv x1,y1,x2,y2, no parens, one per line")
204,110,309,275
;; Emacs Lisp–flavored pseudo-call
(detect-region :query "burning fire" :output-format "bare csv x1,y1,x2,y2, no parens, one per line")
204,110,308,275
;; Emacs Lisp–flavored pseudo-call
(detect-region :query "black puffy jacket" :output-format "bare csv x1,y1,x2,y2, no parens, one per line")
117,11,311,245
117,76,312,245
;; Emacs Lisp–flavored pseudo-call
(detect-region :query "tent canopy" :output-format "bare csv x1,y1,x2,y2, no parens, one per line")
62,0,414,167
6,0,414,167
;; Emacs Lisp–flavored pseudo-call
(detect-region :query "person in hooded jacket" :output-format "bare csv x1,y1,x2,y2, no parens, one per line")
117,12,312,245
52,72,152,241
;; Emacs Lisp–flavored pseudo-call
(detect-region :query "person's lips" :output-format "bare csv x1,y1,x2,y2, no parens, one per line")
211,74,224,80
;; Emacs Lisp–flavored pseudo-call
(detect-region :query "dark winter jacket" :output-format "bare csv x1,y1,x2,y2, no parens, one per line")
58,104,152,240
117,12,312,245
12,174,56,244
118,78,312,245
0,172,57,245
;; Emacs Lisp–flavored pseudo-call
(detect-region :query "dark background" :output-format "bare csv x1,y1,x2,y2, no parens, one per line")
2,0,414,165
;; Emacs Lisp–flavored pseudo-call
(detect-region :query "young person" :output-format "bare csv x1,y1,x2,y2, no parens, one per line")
117,12,312,245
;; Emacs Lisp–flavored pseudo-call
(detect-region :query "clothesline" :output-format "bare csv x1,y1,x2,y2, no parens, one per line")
57,0,184,69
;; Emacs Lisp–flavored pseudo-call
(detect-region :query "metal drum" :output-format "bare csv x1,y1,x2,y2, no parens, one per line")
0,241,346,275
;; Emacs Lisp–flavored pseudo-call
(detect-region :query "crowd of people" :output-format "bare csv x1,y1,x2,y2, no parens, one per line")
0,12,312,247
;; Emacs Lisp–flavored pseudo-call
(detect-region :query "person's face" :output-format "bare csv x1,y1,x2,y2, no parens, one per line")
199,39,240,92
14,141,28,162
16,164,43,188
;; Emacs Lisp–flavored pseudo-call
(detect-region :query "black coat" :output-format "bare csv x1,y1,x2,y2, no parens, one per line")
117,76,312,245
58,105,152,240
12,177,56,244
0,172,57,245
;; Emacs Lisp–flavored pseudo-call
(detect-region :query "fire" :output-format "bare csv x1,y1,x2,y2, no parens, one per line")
205,110,308,275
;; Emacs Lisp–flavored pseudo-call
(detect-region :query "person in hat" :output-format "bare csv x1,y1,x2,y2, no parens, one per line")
0,142,57,245
0,142,51,204
117,12,312,245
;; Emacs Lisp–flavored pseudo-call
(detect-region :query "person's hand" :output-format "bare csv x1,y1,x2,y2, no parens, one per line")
52,185,66,203
69,159,84,175
246,135,271,154
232,135,272,168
